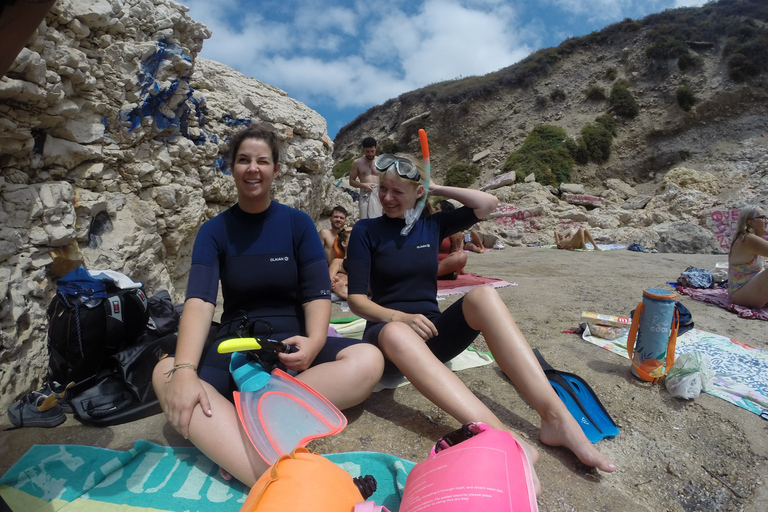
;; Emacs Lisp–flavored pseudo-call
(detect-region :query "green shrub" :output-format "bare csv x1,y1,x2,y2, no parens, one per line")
678,149,692,161
595,114,617,136
445,162,482,188
379,139,399,155
728,52,760,81
609,83,639,118
620,18,642,32
549,88,566,102
580,123,613,163
535,95,548,108
502,125,574,186
333,158,354,179
676,85,697,111
605,67,618,80
584,85,606,101
645,36,689,60
565,138,589,165
677,52,701,72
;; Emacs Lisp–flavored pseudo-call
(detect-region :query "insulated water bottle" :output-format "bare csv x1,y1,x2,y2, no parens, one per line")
626,288,679,383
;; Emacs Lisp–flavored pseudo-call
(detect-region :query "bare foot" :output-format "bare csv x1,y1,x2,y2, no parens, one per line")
539,412,616,473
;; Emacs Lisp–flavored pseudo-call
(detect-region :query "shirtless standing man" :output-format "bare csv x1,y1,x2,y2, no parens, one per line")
349,137,382,219
319,205,348,264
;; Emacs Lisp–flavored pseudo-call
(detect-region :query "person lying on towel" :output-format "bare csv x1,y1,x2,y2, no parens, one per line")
555,227,602,251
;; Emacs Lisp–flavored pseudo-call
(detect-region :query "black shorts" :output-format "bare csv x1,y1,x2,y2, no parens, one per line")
363,297,480,375
198,333,371,397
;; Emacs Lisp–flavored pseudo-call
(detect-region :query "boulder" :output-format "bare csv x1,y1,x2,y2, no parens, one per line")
605,178,638,199
655,222,722,254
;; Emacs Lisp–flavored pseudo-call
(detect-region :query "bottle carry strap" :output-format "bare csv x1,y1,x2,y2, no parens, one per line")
626,304,679,383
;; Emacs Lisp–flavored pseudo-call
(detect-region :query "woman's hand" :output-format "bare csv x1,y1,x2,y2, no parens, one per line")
162,368,212,439
278,335,322,371
393,311,438,340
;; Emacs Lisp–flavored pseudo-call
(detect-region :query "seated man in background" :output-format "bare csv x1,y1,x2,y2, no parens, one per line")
329,227,353,300
319,205,348,264
463,230,500,253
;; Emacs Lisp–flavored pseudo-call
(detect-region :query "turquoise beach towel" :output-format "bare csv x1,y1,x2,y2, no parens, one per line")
0,441,415,512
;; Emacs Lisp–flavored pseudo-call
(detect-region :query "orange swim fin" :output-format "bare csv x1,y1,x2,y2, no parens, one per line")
234,369,347,465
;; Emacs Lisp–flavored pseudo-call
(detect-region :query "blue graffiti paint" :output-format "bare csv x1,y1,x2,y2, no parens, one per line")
213,156,230,175
220,114,253,128
115,38,236,175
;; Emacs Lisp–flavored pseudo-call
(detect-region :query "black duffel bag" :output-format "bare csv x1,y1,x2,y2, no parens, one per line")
66,331,177,426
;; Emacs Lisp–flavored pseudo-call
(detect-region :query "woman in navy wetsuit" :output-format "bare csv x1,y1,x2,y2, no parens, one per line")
346,155,616,494
152,128,384,486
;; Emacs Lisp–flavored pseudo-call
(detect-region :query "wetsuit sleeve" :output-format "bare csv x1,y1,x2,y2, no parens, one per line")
345,222,371,296
292,209,332,303
439,206,480,240
185,218,221,304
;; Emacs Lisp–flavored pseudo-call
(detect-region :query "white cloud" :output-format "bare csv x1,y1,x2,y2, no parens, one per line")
182,0,533,111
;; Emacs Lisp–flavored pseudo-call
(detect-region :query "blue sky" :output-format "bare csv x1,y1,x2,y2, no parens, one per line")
179,0,706,139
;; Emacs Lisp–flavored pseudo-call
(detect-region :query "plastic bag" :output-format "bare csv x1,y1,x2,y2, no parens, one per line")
711,262,728,284
584,323,627,340
664,352,714,399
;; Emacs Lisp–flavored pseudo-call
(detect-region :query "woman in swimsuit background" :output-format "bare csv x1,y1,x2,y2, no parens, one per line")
728,204,768,308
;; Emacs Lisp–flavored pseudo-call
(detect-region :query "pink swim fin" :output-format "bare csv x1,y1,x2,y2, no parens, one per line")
234,369,347,465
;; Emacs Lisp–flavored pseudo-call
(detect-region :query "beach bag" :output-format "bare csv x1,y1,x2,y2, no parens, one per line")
239,447,375,512
399,422,538,512
47,266,149,385
626,288,679,383
65,331,177,426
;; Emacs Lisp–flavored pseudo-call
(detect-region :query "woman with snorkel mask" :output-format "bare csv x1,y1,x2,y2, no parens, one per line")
346,153,616,494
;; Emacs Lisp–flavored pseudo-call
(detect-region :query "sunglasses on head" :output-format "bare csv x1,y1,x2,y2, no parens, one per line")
375,154,420,181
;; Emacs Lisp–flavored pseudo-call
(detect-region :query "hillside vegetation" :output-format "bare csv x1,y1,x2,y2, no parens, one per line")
332,0,768,190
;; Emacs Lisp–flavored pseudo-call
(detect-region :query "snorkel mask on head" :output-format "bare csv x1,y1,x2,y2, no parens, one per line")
374,130,432,236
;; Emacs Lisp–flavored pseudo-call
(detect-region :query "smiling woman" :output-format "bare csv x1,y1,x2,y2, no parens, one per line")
346,154,617,495
151,127,384,487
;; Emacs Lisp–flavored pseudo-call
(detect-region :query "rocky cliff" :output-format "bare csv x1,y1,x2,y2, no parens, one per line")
0,0,335,410
333,0,768,249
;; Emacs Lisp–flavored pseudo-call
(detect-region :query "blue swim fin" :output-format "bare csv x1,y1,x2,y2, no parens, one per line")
534,349,619,444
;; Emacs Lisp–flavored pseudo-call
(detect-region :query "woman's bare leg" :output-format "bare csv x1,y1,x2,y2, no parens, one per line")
153,358,268,487
730,270,768,308
377,322,541,493
461,286,616,472
470,231,485,252
153,344,382,486
437,252,467,277
297,343,384,410
583,228,601,251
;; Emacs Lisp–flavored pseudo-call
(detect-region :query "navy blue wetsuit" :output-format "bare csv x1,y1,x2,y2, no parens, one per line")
346,207,481,374
187,201,365,395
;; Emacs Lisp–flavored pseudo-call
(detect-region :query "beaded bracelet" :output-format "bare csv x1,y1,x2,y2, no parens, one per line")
164,363,198,378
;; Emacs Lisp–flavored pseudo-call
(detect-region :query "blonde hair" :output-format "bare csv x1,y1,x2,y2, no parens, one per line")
730,204,763,252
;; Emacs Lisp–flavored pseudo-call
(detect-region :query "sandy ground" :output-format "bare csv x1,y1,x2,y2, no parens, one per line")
1,247,766,511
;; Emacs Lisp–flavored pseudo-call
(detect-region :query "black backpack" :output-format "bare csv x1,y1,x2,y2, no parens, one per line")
46,266,150,386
